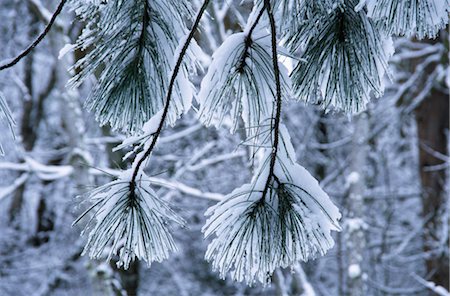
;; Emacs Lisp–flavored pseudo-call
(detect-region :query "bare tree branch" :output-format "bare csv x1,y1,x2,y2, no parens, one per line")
0,0,67,71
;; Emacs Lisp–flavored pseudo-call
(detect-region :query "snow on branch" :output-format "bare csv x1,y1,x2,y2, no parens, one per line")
72,0,212,270
412,274,450,296
197,5,290,142
0,173,28,202
203,125,341,285
73,170,185,269
149,177,223,201
0,157,73,180
0,158,224,201
363,0,450,39
69,0,194,133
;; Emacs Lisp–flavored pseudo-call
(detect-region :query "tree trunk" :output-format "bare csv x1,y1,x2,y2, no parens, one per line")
8,5,37,224
346,113,368,296
415,86,449,290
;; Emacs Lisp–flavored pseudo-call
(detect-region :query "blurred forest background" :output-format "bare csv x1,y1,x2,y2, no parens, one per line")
0,0,448,295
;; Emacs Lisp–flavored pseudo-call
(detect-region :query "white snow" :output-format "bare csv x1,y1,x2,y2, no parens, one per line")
346,172,360,184
197,27,289,140
345,218,367,232
75,169,185,269
413,274,450,296
58,43,76,60
355,0,367,12
113,109,164,155
348,264,362,279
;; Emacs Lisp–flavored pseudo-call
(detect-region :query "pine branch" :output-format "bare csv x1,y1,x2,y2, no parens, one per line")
198,3,290,146
290,0,393,114
363,0,450,39
129,0,211,191
202,3,341,285
279,0,332,50
69,0,194,133
0,0,67,71
73,0,211,270
260,0,283,201
73,170,185,269
203,127,341,285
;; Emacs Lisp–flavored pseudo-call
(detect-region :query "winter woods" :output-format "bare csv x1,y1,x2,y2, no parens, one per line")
0,0,449,295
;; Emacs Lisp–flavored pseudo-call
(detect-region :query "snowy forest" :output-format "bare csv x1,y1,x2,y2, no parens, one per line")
0,0,449,295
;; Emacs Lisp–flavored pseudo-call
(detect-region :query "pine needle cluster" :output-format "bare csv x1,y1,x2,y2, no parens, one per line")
203,126,341,285
69,0,194,133
289,0,393,113
364,0,450,39
73,170,184,269
198,25,290,140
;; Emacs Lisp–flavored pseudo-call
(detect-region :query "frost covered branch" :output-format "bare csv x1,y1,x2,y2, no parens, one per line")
202,2,341,285
203,126,341,285
290,0,393,114
412,274,450,296
0,92,15,155
197,2,290,144
129,0,211,191
69,0,194,133
362,0,450,39
73,0,211,270
0,157,225,201
73,170,185,269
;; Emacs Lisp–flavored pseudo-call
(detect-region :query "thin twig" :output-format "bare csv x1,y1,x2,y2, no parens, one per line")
261,0,283,199
0,0,67,71
130,0,211,190
237,4,267,68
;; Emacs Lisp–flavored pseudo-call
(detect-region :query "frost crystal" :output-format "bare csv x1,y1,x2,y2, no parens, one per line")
73,170,184,269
